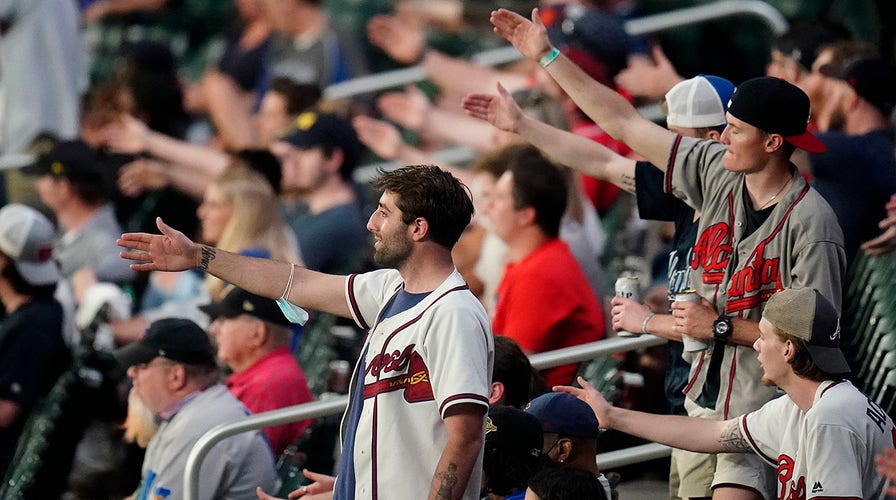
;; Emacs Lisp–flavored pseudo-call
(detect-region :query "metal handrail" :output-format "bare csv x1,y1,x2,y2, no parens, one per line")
323,0,787,100
183,335,667,499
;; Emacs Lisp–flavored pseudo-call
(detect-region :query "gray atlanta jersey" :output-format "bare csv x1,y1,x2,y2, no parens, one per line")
664,136,846,418
741,380,895,499
341,268,493,500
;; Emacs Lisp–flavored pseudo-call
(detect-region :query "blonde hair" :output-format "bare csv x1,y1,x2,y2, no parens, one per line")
205,165,300,298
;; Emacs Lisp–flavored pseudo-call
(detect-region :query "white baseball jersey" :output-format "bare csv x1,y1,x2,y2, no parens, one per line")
664,136,846,418
340,268,493,500
740,380,895,499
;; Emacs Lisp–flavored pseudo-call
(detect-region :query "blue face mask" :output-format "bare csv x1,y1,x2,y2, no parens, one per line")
277,263,308,325
276,297,309,325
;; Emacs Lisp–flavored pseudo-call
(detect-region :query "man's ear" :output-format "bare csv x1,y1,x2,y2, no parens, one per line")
705,129,722,141
168,363,187,391
325,148,345,175
764,133,785,153
489,381,505,406
517,205,536,227
409,217,430,242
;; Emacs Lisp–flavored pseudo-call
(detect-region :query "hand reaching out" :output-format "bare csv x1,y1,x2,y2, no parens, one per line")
489,8,553,61
875,447,896,496
117,217,202,273
117,158,170,197
104,114,152,154
367,14,426,65
554,377,614,430
861,214,896,256
614,45,683,100
352,115,405,161
461,82,525,133
377,86,431,132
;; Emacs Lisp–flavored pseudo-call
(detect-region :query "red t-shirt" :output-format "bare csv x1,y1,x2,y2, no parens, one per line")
492,239,606,387
226,347,314,455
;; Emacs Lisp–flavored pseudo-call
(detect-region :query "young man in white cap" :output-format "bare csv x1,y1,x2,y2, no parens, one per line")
0,204,71,476
471,9,846,499
465,73,735,500
559,287,896,500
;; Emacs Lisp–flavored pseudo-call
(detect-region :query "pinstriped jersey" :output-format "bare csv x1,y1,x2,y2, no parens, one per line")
338,268,493,500
741,380,895,499
664,136,846,418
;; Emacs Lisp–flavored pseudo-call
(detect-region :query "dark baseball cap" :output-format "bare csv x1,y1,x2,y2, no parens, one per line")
822,57,896,117
540,3,630,78
762,288,850,374
484,406,545,495
524,392,599,439
278,111,362,171
22,139,106,183
199,286,291,329
727,77,826,153
114,318,216,367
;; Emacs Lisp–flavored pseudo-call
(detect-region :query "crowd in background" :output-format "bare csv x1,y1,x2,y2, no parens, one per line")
0,0,895,498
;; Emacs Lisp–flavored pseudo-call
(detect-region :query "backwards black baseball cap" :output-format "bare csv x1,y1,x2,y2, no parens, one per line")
199,286,292,329
114,318,216,367
727,77,826,154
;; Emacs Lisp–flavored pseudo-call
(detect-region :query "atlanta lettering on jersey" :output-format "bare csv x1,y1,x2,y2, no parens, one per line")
776,453,806,500
363,345,434,403
691,223,782,312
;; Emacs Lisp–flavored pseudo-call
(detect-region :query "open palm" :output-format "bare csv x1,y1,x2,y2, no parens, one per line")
461,83,524,133
490,8,552,60
118,218,200,272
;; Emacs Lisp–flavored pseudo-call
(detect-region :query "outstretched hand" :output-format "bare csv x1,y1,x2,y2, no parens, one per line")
489,8,552,61
117,217,201,272
875,447,896,495
861,215,896,256
461,82,524,133
554,376,614,430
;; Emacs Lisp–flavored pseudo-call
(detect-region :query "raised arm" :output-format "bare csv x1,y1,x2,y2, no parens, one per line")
490,8,675,169
463,82,637,193
556,377,752,455
118,218,351,317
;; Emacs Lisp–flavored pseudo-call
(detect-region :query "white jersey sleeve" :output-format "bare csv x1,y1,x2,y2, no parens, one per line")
739,395,789,467
345,268,404,329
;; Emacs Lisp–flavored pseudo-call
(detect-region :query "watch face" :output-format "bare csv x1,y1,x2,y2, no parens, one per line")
714,318,731,336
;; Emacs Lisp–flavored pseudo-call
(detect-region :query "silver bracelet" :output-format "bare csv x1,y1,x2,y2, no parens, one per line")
640,312,656,335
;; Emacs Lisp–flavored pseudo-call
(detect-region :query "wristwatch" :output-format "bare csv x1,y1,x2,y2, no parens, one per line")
713,315,733,343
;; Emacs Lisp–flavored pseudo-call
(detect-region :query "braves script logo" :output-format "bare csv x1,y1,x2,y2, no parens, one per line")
363,346,434,403
727,241,782,300
691,222,732,284
775,454,806,500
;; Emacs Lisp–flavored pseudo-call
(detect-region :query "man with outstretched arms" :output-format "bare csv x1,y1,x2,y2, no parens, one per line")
119,165,494,500
558,288,895,500
481,9,845,499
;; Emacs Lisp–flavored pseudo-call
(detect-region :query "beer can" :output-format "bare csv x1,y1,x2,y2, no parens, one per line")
614,275,640,302
674,289,709,351
614,275,640,336
674,289,700,303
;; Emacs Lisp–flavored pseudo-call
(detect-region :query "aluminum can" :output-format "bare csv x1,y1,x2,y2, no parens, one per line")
614,275,640,336
674,289,709,351
614,275,640,302
674,289,700,303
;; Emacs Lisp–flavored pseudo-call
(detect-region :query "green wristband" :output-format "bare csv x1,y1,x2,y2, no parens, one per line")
539,47,560,68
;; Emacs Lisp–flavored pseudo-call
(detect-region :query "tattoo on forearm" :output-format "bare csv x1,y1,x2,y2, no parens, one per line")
719,421,752,452
199,246,216,271
621,174,636,191
435,463,458,500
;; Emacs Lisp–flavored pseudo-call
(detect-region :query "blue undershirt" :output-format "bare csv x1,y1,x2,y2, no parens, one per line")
333,288,431,500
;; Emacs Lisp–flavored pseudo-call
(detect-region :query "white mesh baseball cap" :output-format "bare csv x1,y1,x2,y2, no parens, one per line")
0,204,60,286
664,75,735,129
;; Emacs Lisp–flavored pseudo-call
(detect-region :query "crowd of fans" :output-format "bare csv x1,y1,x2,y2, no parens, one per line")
0,0,895,498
